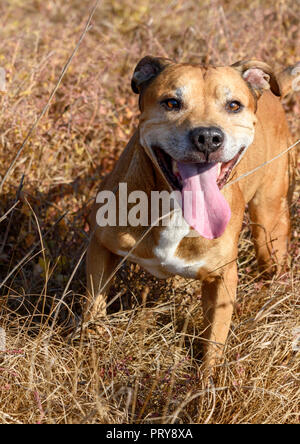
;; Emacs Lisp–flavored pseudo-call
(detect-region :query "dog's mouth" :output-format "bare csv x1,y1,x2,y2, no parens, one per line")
152,146,246,240
153,146,245,191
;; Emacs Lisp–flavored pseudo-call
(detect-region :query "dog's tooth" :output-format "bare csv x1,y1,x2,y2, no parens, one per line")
218,163,221,176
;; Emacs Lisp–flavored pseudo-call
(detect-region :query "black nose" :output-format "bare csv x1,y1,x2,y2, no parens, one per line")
190,127,224,159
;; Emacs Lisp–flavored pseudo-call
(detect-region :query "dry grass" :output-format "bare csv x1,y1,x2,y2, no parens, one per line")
0,0,299,424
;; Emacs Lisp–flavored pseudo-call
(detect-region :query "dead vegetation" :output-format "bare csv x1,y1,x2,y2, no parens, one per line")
0,0,299,424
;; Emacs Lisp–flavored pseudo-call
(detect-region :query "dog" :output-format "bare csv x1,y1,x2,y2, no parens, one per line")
86,57,299,369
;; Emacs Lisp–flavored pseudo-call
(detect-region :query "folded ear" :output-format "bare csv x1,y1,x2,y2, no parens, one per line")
131,56,173,94
232,60,281,97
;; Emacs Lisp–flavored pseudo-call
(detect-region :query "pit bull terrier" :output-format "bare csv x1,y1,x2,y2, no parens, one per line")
86,57,299,368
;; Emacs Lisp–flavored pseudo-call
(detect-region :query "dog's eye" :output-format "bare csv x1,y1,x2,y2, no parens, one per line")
226,100,243,113
161,98,181,111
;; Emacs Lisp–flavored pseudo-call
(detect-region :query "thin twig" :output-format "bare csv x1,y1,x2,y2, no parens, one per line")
48,246,88,336
0,174,24,255
0,201,19,224
224,138,300,189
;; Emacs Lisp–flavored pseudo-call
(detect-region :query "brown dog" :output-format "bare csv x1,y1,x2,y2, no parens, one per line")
86,57,299,369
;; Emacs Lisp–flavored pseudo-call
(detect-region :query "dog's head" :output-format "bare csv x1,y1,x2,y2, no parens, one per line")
131,56,281,239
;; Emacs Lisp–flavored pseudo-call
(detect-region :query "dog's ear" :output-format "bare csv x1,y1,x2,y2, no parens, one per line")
232,60,281,97
131,56,173,94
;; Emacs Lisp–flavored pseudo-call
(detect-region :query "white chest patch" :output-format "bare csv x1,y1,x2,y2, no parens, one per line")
115,211,206,279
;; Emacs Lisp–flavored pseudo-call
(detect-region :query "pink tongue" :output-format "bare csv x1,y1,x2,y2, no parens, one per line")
177,162,231,239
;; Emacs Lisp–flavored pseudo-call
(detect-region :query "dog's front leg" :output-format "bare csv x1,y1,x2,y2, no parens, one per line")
201,261,238,370
85,236,120,321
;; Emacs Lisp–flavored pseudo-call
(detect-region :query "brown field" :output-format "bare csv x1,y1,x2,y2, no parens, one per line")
0,0,299,424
